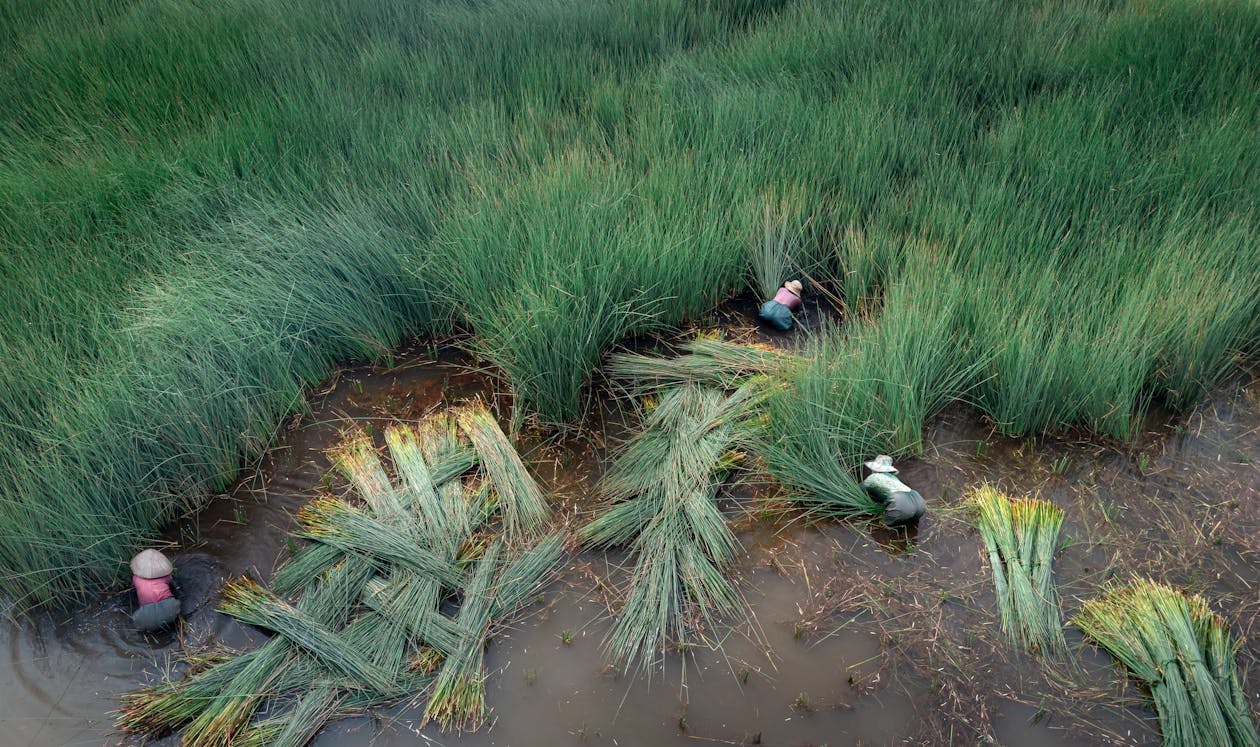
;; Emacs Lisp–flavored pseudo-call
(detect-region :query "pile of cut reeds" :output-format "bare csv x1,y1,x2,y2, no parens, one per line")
117,405,563,745
1075,579,1260,747
581,381,766,669
971,485,1066,656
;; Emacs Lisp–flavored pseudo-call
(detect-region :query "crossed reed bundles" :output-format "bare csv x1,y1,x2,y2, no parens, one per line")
971,485,1067,657
117,404,563,745
1075,579,1260,747
581,381,766,670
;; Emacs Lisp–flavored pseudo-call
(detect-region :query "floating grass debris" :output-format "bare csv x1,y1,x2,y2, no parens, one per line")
582,383,764,669
971,485,1066,657
1075,579,1260,747
118,414,562,744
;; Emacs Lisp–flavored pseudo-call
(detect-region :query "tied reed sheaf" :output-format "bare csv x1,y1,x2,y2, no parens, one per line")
971,486,1067,657
1075,579,1260,747
117,408,563,745
3,0,1260,607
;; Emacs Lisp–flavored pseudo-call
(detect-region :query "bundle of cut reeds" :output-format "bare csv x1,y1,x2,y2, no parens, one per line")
971,485,1066,656
457,403,550,537
425,534,566,729
117,413,560,745
1075,579,1260,747
582,383,762,669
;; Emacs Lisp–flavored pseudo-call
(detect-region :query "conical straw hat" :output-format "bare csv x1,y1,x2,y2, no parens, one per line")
863,455,898,473
130,549,173,579
784,280,803,296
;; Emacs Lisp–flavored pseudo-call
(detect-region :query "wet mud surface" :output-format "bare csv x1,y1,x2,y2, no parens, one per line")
2,333,1257,746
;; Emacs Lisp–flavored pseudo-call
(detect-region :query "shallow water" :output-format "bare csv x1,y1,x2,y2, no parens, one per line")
2,340,1257,746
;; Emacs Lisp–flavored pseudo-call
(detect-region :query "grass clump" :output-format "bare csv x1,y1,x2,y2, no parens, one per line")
971,485,1067,657
1075,579,1260,747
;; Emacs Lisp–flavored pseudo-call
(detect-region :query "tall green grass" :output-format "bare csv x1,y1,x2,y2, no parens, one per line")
3,0,1259,606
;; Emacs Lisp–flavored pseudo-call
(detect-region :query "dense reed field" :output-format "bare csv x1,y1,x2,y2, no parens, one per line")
2,0,1258,607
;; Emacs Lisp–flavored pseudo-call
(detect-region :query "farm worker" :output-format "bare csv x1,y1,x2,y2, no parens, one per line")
130,549,181,632
758,279,803,331
861,455,926,527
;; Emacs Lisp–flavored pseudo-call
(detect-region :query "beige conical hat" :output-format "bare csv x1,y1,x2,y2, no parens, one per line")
130,549,173,579
863,455,898,473
784,280,803,296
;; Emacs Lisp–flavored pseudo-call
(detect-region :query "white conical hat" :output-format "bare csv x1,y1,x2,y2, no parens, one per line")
130,549,173,579
863,455,898,473
784,280,803,296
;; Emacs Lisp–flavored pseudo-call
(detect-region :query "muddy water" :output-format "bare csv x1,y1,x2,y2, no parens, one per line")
2,341,1257,746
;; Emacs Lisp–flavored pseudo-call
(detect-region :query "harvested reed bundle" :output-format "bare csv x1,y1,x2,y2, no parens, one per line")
219,577,396,695
489,532,566,618
270,684,346,747
424,535,564,731
604,501,742,668
386,425,442,529
297,497,457,585
177,640,294,747
271,542,343,597
582,385,758,669
130,559,376,743
608,337,790,395
1075,579,1260,747
420,415,479,490
971,485,1066,656
457,404,549,537
386,423,475,553
116,649,255,735
332,430,406,521
364,574,462,654
425,542,501,730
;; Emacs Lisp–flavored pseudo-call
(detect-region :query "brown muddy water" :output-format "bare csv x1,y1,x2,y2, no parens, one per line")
2,325,1258,746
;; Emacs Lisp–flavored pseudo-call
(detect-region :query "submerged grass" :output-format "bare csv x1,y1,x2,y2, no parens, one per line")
971,485,1067,657
4,0,1260,605
1075,579,1260,747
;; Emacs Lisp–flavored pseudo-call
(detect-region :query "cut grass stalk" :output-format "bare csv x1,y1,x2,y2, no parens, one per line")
1075,578,1260,747
971,485,1067,656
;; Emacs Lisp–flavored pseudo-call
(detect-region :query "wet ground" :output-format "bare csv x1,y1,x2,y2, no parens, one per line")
2,318,1257,746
